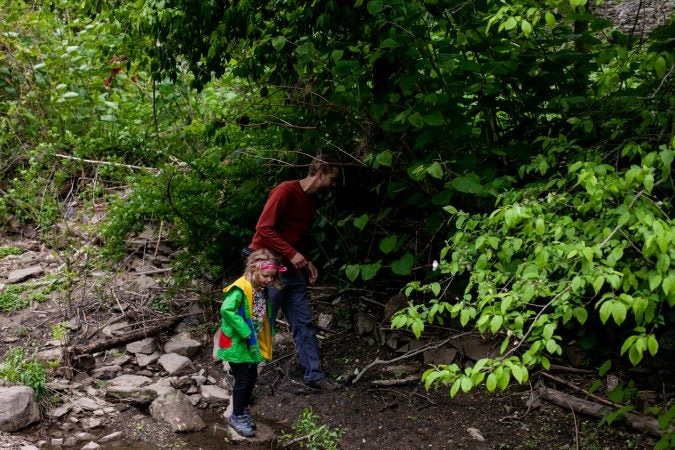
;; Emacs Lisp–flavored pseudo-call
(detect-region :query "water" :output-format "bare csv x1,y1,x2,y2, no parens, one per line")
110,410,275,450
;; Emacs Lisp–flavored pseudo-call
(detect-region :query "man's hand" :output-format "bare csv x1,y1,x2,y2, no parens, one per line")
290,252,308,269
307,261,318,284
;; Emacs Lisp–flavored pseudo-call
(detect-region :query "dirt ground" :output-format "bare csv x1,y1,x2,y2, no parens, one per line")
3,299,660,450
0,236,665,450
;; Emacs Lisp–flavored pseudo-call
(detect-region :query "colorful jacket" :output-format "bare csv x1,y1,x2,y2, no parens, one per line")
216,276,274,363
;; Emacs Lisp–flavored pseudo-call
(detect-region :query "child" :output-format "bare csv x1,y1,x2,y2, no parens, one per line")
216,248,286,438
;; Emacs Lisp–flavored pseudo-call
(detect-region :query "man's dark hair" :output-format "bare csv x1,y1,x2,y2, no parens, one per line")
308,152,340,176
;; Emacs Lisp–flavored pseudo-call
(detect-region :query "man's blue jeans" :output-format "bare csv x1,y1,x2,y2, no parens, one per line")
269,269,326,382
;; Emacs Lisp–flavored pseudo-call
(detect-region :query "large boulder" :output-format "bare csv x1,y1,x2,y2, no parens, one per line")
149,389,206,432
0,386,40,432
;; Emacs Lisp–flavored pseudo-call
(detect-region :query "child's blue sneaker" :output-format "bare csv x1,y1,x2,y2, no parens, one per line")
229,414,255,438
243,407,256,430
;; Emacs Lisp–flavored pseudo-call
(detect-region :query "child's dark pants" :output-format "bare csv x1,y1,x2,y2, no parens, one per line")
229,362,258,415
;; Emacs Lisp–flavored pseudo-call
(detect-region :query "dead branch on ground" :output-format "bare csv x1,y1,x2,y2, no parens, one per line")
539,384,670,437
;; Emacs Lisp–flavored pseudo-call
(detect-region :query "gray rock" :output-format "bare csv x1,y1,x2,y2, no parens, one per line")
103,374,157,405
200,384,230,401
108,374,153,387
104,385,158,405
158,353,195,375
102,321,129,338
99,431,123,443
126,337,156,355
149,389,206,432
91,365,121,380
353,311,377,336
72,397,108,411
35,347,63,363
452,335,498,361
0,386,40,432
6,266,44,284
163,332,202,358
423,345,458,365
136,352,160,367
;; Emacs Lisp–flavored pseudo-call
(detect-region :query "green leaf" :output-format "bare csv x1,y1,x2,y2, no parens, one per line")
663,271,675,296
629,344,643,366
353,214,369,230
375,150,393,167
573,307,588,325
450,379,461,397
424,369,441,389
545,11,556,28
408,112,425,128
451,173,482,194
647,335,659,356
345,265,360,282
486,373,497,392
649,273,662,291
620,335,637,355
545,339,558,354
654,56,666,78
391,252,414,275
423,111,445,126
598,360,612,376
360,262,381,281
502,17,517,31
367,1,383,15
460,376,473,392
271,36,286,51
497,369,511,390
379,235,398,254
490,315,503,333
411,318,424,338
426,162,443,179
460,308,472,326
380,38,399,49
611,302,627,325
656,255,670,275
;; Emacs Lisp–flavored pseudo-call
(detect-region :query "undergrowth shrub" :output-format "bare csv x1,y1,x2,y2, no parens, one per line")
280,407,345,450
0,347,48,399
394,138,674,398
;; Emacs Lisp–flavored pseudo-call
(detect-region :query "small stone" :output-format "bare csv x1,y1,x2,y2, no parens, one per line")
99,431,123,443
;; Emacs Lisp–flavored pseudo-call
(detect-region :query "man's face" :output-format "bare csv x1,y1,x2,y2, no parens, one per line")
318,167,340,190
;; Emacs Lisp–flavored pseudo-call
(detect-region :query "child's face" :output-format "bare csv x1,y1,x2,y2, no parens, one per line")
253,268,277,289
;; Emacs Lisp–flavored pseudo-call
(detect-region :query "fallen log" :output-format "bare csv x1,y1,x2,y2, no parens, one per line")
69,315,183,356
370,375,420,387
539,385,669,437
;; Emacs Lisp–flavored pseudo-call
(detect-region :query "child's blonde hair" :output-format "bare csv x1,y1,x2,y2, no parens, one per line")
245,249,284,288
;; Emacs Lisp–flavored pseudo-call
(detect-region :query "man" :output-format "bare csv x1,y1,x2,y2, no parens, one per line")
248,153,341,391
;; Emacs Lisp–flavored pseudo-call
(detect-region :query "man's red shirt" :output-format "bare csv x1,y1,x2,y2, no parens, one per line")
250,180,318,262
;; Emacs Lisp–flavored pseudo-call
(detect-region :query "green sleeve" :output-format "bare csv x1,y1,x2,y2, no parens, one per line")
220,288,252,339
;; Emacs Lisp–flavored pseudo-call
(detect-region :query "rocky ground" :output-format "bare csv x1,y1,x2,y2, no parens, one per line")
0,234,668,450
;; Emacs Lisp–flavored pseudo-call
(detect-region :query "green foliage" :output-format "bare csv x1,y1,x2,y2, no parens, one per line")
0,347,48,399
0,277,62,312
654,404,675,450
2,0,673,416
280,407,346,450
134,0,674,288
0,246,23,258
395,135,674,395
1,0,162,228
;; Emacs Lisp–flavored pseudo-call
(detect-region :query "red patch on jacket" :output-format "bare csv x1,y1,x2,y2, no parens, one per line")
218,330,232,349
